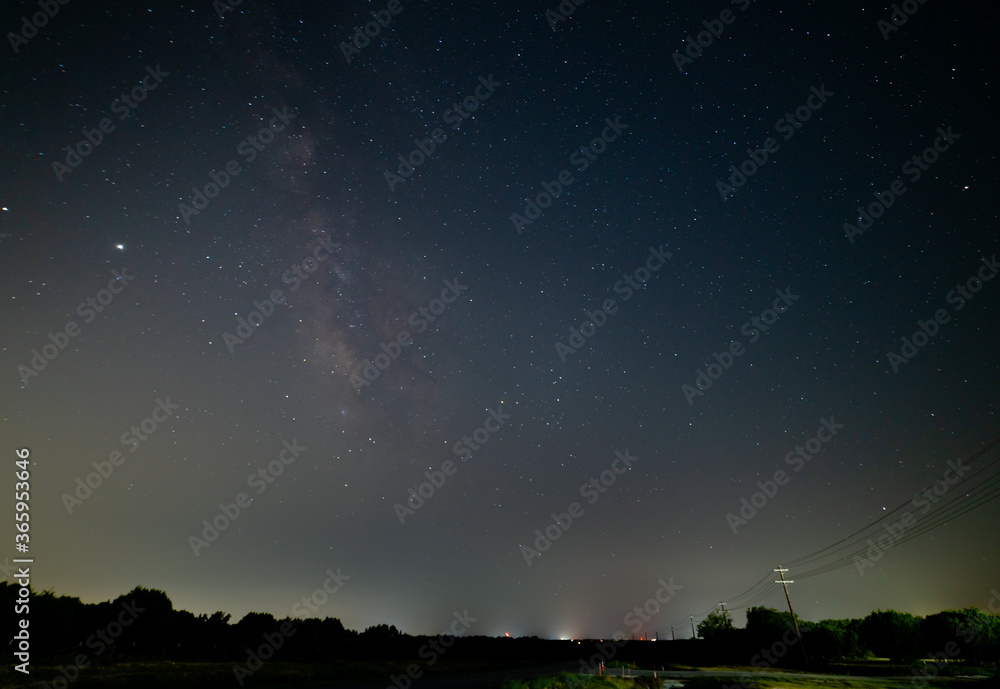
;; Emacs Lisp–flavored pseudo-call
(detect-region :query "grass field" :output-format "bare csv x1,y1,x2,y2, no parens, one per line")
4,660,997,689
515,671,1000,689
3,658,555,689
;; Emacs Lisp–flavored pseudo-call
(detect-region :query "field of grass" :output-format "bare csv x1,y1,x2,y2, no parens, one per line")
513,662,1000,689
1,657,557,689
501,675,659,689
679,677,1000,689
4,660,997,689
498,675,928,689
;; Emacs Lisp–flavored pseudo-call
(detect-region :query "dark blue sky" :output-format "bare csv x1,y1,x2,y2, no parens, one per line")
2,0,998,638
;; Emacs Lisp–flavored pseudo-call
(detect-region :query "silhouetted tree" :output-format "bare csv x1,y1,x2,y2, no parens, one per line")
234,612,278,637
108,586,175,657
360,623,402,642
922,608,1000,662
858,609,922,661
697,609,735,641
803,618,861,660
12,580,997,670
2,583,89,655
746,607,798,641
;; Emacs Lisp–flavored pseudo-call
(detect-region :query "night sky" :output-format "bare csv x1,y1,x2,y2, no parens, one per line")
2,0,999,641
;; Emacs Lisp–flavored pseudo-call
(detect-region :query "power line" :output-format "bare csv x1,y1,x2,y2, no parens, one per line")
775,567,807,663
785,433,1000,572
791,455,1000,579
670,431,1000,632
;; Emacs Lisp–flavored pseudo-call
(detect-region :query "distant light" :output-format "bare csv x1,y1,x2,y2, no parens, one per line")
115,244,125,250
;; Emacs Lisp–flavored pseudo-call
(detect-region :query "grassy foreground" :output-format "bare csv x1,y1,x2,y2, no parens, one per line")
5,661,999,689
501,676,659,689
3,658,552,689
506,667,1000,689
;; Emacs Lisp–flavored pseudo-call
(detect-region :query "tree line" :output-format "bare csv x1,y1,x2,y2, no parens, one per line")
5,582,998,666
696,605,1000,663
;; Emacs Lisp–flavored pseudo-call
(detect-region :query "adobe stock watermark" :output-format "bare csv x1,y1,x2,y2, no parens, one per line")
716,621,803,689
672,0,754,74
682,287,799,405
726,416,844,534
38,599,143,689
290,568,350,618
910,597,992,689
394,403,511,524
188,439,306,556
214,0,243,19
17,269,136,386
340,0,404,64
520,449,638,566
387,610,477,689
52,65,170,182
717,84,833,201
623,577,682,635
556,244,671,364
12,563,30,675
351,278,468,390
750,624,802,669
233,566,349,685
61,398,179,514
222,237,340,354
8,0,70,53
853,457,970,576
878,0,929,41
843,125,959,245
886,254,997,373
178,106,297,224
578,577,682,675
911,633,973,689
384,75,501,192
1,556,33,580
711,620,807,688
511,116,629,234
545,0,586,29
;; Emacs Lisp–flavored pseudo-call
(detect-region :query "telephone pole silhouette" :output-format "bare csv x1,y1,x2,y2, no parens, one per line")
689,615,696,639
774,567,808,664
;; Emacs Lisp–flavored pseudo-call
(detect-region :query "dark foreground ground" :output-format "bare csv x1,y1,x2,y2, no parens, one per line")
4,659,1000,689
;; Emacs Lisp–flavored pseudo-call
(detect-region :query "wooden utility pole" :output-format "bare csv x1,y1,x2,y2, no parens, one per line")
670,624,675,640
689,615,696,639
774,567,808,664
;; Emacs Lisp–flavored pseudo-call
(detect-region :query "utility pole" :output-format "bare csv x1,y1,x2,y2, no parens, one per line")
718,601,726,612
689,615,696,639
670,624,676,641
774,567,808,664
